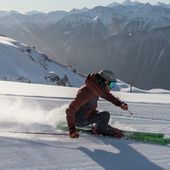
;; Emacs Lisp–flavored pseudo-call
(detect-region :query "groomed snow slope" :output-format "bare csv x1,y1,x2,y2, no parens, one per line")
0,81,170,170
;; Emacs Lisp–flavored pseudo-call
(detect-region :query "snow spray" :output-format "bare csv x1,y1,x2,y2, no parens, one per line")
0,97,67,132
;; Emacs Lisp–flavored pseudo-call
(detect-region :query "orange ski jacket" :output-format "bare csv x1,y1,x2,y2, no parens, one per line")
66,73,122,130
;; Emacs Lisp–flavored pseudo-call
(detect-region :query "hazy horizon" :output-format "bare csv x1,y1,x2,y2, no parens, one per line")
0,0,169,13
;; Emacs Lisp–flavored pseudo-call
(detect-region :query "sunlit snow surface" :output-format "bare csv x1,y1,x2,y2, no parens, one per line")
0,81,170,170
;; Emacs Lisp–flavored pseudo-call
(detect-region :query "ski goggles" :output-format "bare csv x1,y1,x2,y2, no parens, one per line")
108,80,116,89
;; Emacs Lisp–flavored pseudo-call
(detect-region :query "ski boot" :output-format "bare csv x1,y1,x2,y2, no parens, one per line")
91,125,124,138
102,125,124,138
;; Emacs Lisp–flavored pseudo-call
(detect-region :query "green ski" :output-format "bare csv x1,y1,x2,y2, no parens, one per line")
57,123,170,145
125,134,170,145
123,131,169,145
123,131,164,139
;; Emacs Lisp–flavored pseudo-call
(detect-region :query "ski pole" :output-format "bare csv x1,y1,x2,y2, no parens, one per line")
127,110,133,115
127,110,141,118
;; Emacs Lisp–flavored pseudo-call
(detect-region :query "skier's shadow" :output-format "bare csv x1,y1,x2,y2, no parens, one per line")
78,137,165,170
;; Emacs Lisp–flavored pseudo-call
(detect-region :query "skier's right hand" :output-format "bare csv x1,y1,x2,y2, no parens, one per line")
121,102,128,110
69,129,79,138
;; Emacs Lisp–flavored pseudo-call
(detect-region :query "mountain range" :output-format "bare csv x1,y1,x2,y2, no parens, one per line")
0,1,170,90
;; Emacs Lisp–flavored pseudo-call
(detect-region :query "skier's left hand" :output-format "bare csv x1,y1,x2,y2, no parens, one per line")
69,129,79,138
121,102,128,110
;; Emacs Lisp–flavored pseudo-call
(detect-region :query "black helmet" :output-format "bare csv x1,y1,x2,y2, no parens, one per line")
99,70,116,82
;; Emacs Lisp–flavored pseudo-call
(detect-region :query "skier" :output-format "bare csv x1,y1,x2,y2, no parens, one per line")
66,70,128,138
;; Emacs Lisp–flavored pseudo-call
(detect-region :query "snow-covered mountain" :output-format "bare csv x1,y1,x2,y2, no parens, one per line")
0,10,20,18
0,35,153,93
0,1,170,90
0,35,84,87
1,35,159,93
156,1,170,8
108,0,143,7
25,10,45,15
40,2,170,90
70,7,89,14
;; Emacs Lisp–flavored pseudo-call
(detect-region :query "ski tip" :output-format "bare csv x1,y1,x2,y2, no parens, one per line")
164,139,170,145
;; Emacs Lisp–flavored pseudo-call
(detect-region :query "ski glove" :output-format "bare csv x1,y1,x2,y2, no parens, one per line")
121,102,128,110
69,129,79,138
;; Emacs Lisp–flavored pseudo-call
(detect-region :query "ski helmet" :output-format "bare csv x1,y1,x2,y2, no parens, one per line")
99,70,116,82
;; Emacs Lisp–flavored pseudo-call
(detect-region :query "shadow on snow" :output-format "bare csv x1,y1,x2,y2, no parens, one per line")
78,137,165,170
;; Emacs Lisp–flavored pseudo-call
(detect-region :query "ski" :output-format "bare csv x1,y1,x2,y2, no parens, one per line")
57,124,170,145
125,134,170,145
123,131,164,139
80,127,170,145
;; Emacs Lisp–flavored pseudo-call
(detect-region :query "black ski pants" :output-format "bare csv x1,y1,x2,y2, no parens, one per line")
75,111,110,133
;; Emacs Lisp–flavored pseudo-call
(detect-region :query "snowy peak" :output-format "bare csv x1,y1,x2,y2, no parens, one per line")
0,11,9,17
54,1,170,34
107,0,170,9
25,10,45,15
156,1,170,8
122,0,142,6
107,2,121,7
0,10,21,17
70,7,89,13
107,0,148,7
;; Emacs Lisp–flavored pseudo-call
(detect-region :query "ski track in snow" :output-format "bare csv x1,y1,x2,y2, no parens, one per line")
0,95,170,170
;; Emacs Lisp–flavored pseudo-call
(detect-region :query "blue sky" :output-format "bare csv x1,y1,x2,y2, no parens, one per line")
0,0,169,13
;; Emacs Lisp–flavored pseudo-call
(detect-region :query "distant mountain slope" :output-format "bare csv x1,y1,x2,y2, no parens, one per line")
0,1,170,90
0,36,84,87
1,35,170,93
40,2,170,90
